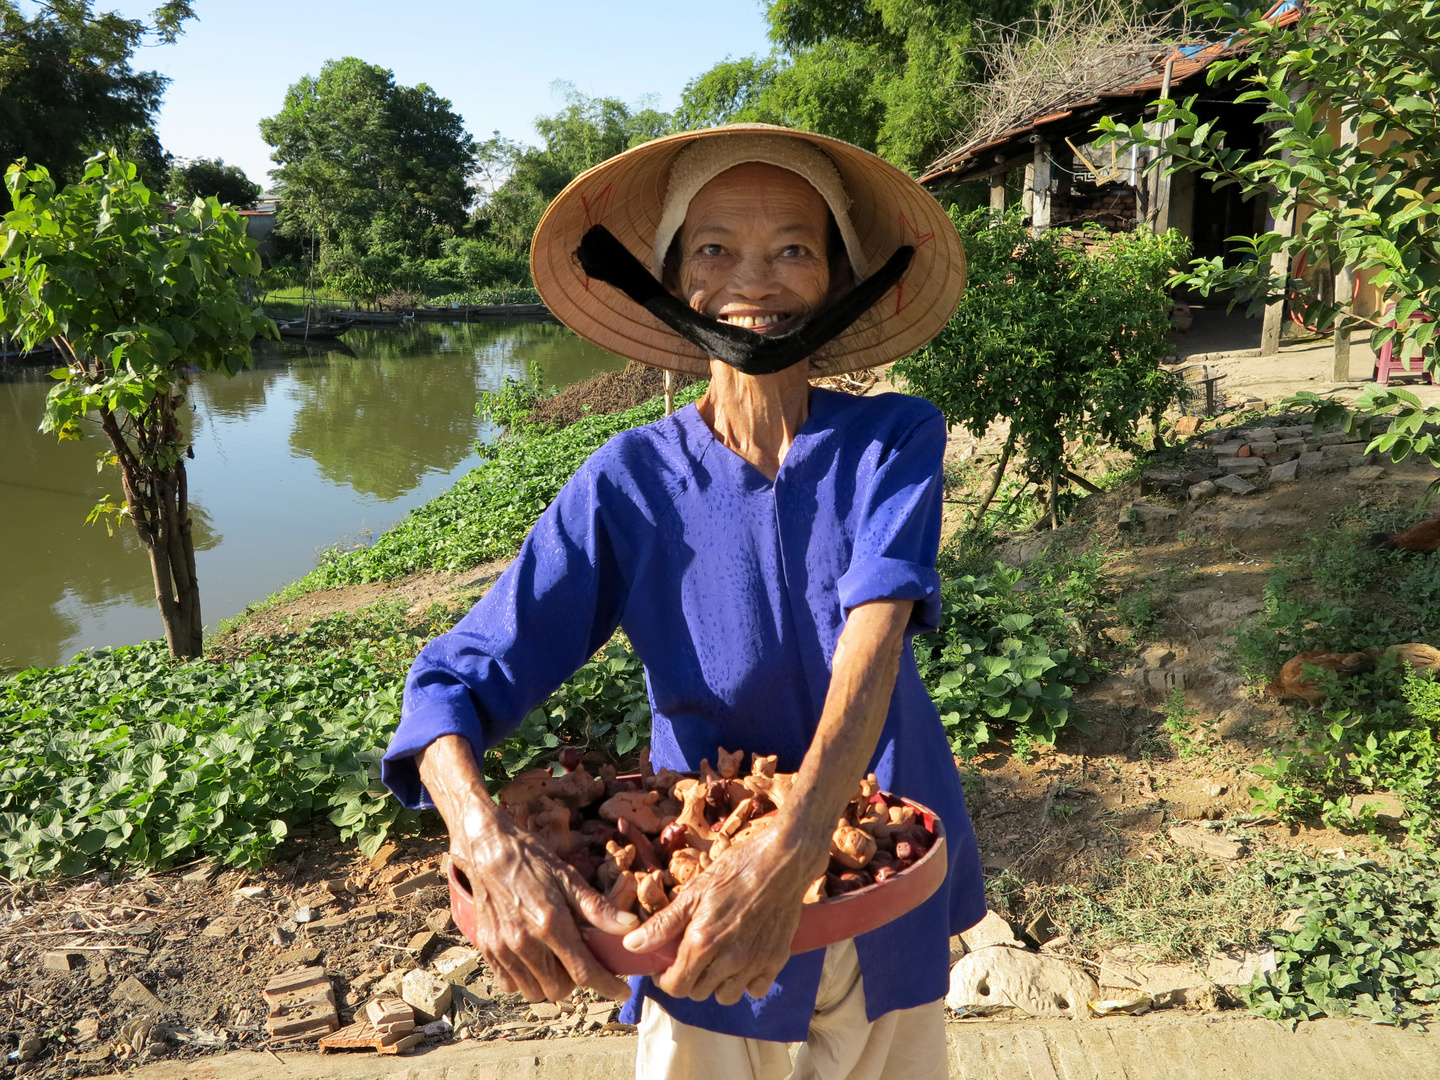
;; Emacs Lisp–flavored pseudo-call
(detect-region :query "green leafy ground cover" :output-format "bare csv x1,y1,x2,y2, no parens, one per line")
1234,515,1440,842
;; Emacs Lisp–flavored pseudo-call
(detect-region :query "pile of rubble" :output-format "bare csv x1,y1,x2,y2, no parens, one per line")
945,891,1281,1021
1134,419,1386,508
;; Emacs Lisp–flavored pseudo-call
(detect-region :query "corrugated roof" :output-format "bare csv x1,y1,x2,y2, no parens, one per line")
919,0,1303,186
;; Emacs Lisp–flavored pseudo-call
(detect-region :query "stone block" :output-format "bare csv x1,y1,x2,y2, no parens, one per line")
1099,952,1212,1007
1188,480,1217,500
425,907,455,933
946,947,1099,1019
113,975,163,1012
1131,502,1177,523
1214,474,1256,496
1322,441,1367,459
368,841,399,869
1206,948,1277,987
1263,448,1297,466
180,862,220,884
430,945,481,985
1246,443,1278,457
400,968,452,1023
959,910,1023,951
1169,825,1245,860
1141,646,1175,669
43,950,84,973
1173,416,1202,437
1347,465,1387,482
1354,792,1406,827
405,930,440,959
388,869,442,900
1269,459,1300,482
276,947,324,967
1211,440,1247,457
1219,458,1263,474
366,995,415,1034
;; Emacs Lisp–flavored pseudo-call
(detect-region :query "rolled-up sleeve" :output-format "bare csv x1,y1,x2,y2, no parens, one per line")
382,459,637,808
835,407,945,634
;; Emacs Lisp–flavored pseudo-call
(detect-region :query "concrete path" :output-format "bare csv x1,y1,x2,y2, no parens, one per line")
94,1015,1440,1080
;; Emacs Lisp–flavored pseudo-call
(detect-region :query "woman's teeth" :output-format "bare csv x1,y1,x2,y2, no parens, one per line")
723,314,782,328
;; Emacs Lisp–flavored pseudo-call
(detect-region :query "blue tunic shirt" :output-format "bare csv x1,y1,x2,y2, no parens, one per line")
383,387,985,1042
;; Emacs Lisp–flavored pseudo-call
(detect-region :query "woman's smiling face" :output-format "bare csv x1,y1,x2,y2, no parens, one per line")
672,162,843,336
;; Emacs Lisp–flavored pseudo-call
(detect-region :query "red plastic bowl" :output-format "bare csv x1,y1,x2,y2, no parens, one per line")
448,795,947,976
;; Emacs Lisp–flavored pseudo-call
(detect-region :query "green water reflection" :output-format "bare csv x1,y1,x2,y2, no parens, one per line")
0,320,623,672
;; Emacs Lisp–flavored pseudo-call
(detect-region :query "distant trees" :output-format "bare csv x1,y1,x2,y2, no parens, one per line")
474,85,672,258
260,57,477,301
0,1,193,185
677,0,1039,172
167,157,261,208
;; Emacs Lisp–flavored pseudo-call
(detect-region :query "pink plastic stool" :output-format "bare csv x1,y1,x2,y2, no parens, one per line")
1373,304,1436,386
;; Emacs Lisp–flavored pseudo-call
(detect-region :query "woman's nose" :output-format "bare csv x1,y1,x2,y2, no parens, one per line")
728,251,780,298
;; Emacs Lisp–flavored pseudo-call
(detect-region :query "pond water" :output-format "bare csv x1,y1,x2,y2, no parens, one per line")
0,321,624,672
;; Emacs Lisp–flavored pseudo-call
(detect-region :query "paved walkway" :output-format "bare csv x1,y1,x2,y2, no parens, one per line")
95,1014,1440,1080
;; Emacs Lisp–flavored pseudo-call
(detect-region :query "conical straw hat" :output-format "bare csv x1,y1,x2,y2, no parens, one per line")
530,124,966,377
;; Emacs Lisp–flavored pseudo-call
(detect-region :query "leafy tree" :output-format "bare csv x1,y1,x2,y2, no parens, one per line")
167,156,261,207
260,57,477,301
678,0,1039,171
0,154,273,658
475,85,672,258
0,2,192,183
896,210,1186,524
1098,0,1439,365
1098,0,1440,469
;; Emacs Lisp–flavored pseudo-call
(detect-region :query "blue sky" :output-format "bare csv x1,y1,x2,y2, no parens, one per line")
103,0,774,187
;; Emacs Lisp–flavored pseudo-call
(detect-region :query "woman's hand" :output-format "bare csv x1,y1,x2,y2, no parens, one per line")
620,824,826,1005
418,735,635,1003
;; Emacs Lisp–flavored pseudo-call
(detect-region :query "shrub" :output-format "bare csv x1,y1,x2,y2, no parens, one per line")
896,210,1186,510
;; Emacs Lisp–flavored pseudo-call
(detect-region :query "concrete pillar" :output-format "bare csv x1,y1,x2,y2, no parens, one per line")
990,173,1006,212
1022,162,1035,217
1333,115,1360,381
1259,223,1293,357
1031,143,1052,233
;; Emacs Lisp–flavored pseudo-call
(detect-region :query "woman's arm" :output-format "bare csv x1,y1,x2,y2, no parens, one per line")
417,734,636,1002
622,596,914,1004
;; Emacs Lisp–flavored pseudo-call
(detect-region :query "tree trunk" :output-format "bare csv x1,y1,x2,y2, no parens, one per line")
100,399,204,659
971,432,1015,529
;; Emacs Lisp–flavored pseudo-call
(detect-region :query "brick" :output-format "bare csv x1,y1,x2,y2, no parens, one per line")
1173,416,1202,437
43,950,84,973
180,862,220,884
1322,441,1367,459
1213,474,1256,496
322,878,355,896
202,915,240,938
64,1048,112,1064
307,905,378,931
530,1002,562,1021
1263,448,1298,465
1347,465,1387,482
1169,826,1245,860
275,947,324,966
400,968,452,1022
406,930,440,958
1131,502,1176,522
368,841,400,870
1188,480,1217,500
264,967,338,1039
1211,440,1247,456
1219,457,1263,474
264,966,330,1003
388,869,442,900
430,945,480,985
425,907,455,933
320,1017,419,1054
366,995,415,1031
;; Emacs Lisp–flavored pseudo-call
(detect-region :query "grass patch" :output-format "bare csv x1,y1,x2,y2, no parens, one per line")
991,841,1284,964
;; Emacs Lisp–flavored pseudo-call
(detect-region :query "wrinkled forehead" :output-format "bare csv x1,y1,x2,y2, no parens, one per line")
680,163,831,237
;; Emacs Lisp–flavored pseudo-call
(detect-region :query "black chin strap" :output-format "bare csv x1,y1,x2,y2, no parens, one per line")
573,225,914,376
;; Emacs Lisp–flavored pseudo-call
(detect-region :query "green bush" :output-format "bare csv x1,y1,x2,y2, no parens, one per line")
896,210,1186,489
915,546,1102,756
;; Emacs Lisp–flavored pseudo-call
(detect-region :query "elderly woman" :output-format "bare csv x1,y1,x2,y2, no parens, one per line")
382,125,983,1080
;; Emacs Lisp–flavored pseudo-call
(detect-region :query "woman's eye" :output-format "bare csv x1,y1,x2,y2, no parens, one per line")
699,244,725,257
780,245,805,257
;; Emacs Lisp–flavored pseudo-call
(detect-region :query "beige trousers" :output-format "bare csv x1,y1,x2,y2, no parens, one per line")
635,940,947,1080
